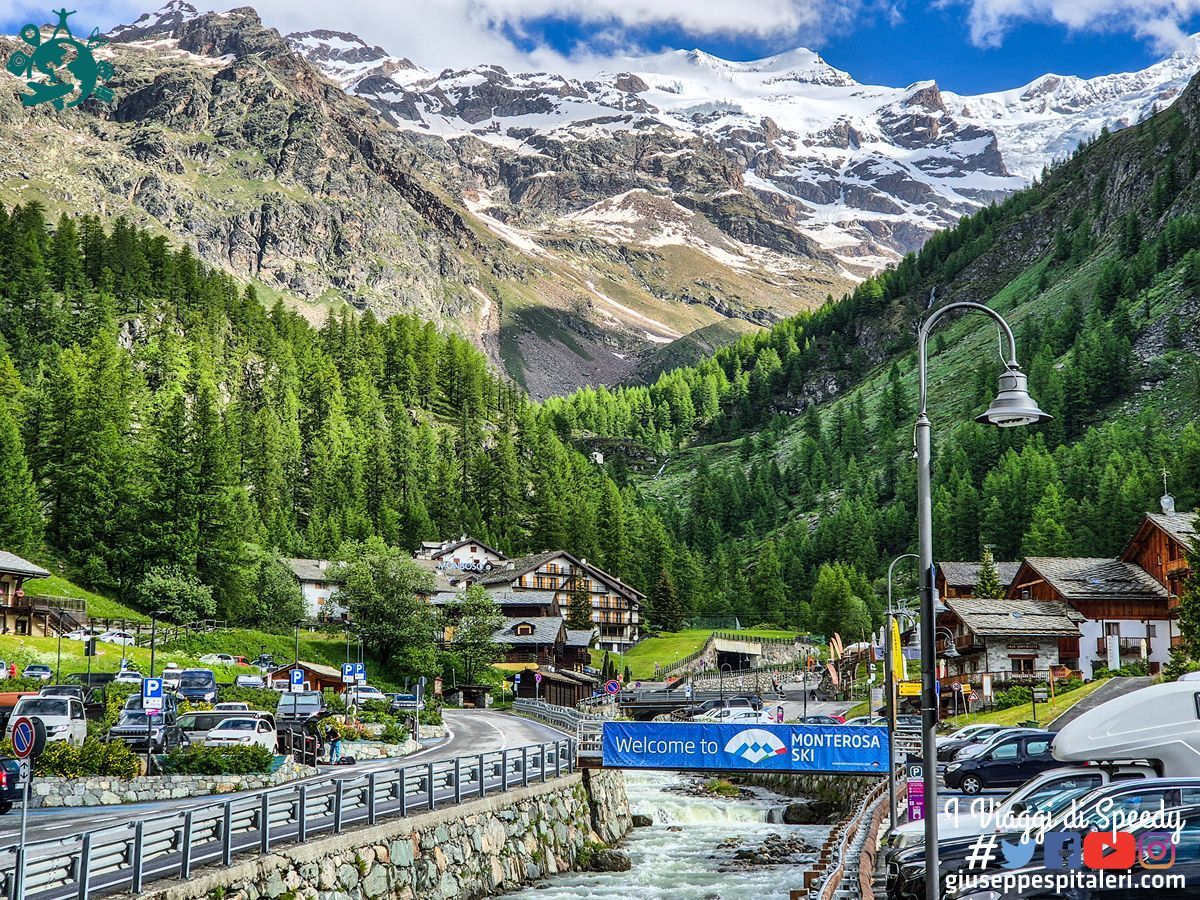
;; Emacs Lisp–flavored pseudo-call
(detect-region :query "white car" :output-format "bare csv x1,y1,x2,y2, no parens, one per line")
99,630,136,646
113,670,143,684
697,707,776,724
234,674,265,689
936,723,997,748
5,696,87,745
63,628,97,641
346,684,387,706
200,654,236,665
204,717,277,751
213,702,250,711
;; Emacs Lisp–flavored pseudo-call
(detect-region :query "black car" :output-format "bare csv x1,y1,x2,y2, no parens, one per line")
797,715,843,725
935,724,1012,762
0,759,22,814
954,804,1200,900
107,707,186,753
943,732,1057,794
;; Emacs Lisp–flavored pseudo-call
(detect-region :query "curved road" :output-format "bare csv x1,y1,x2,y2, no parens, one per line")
0,710,566,845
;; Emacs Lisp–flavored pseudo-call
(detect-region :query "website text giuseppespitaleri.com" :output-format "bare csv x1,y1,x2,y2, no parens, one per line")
944,870,1186,893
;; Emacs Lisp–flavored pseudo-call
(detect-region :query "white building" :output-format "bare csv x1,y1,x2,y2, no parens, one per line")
284,558,344,621
415,536,505,573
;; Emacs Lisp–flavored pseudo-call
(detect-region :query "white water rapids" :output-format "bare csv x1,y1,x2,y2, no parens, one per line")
514,772,831,899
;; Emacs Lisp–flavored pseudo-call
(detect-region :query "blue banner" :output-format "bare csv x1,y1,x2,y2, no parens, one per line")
602,722,888,774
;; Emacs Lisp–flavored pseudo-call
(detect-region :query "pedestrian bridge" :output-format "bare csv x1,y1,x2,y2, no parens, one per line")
513,699,917,776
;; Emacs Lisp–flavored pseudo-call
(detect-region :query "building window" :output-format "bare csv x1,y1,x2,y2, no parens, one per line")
515,623,534,636
1147,624,1157,637
1104,623,1121,637
1010,656,1035,674
470,545,477,552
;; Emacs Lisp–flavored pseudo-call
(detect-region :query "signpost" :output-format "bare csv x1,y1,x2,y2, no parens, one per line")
341,663,355,685
898,681,921,697
290,668,304,692
604,679,620,696
906,759,925,821
10,716,45,900
142,677,164,773
534,671,543,701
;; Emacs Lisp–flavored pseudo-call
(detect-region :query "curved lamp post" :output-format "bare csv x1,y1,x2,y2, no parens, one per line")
915,301,1051,900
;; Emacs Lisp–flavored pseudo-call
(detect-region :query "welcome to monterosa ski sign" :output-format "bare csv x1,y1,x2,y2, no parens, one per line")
601,723,888,774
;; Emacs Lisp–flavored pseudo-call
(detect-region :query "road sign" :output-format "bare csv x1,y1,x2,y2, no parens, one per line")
898,681,921,697
16,761,29,783
354,662,366,684
514,672,522,684
142,677,164,711
604,679,620,695
534,673,543,684
968,691,980,703
776,704,785,723
341,663,355,684
10,717,35,759
906,758,925,822
289,668,304,692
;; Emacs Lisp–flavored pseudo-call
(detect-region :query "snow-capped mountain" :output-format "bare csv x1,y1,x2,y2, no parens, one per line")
286,26,1200,268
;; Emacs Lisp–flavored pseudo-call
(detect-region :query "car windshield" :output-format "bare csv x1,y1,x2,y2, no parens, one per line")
119,711,149,725
1037,787,1094,816
25,666,49,673
40,687,78,697
217,719,256,731
15,699,68,716
178,713,230,731
180,673,213,687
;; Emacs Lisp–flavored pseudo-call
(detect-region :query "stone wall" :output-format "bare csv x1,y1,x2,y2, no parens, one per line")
342,739,419,760
32,759,318,808
136,769,629,900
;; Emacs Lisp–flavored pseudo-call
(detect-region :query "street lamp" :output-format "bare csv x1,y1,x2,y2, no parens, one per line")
54,604,65,684
915,301,1050,900
885,553,918,827
719,663,732,704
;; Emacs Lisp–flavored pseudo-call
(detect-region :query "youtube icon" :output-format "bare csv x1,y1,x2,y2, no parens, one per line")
1083,831,1137,869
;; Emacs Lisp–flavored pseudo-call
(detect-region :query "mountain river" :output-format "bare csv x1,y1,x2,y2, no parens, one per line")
513,771,831,899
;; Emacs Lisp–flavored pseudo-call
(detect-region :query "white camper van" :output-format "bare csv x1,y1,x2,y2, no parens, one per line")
1053,680,1200,776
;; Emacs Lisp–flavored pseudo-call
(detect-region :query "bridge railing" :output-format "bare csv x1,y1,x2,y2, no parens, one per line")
2,738,574,900
514,698,604,758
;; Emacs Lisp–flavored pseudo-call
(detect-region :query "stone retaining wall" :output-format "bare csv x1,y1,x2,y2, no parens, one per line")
135,768,629,900
342,738,419,760
32,759,318,808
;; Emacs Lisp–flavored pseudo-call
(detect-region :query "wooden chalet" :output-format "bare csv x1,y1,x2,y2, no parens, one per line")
1120,499,1196,604
936,561,1021,600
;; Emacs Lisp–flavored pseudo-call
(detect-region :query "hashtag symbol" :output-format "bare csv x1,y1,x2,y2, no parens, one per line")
964,833,999,870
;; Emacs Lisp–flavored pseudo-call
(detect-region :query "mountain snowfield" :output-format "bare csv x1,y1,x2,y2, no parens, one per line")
283,24,1200,270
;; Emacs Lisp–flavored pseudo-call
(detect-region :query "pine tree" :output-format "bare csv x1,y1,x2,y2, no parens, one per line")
976,546,1004,599
566,580,593,631
652,568,684,632
0,400,41,553
1023,484,1070,557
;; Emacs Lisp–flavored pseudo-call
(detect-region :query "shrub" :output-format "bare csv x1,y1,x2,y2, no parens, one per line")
35,739,140,778
703,778,740,798
380,722,408,744
102,681,142,726
159,744,273,776
322,690,347,714
419,698,443,726
994,685,1032,710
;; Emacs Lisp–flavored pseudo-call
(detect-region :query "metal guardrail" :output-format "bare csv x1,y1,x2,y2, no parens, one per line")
514,699,603,757
3,738,574,900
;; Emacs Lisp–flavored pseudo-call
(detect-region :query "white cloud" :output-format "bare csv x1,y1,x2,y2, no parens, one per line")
2,0,884,71
942,0,1200,52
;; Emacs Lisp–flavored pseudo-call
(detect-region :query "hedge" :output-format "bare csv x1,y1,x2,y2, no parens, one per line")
159,744,274,775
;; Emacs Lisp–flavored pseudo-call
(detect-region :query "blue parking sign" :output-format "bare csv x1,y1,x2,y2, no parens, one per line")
290,668,304,692
354,662,366,683
341,663,355,684
142,677,163,711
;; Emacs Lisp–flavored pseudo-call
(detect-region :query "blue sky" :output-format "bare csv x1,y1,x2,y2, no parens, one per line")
4,0,1200,94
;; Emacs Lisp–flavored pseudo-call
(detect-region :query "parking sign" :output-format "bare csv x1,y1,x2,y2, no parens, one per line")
290,668,304,692
142,677,164,712
341,663,355,684
354,662,366,684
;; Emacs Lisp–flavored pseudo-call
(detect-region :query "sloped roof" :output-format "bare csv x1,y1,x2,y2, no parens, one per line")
1020,558,1169,602
492,616,565,646
284,558,340,584
0,551,50,579
473,549,646,601
268,659,341,678
1145,511,1198,546
938,561,1021,590
565,628,596,648
412,558,457,595
947,597,1082,638
483,588,559,607
427,536,505,560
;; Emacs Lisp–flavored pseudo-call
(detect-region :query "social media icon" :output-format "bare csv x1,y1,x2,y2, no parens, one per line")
999,837,1037,870
1043,831,1083,871
1139,832,1177,869
1083,831,1136,869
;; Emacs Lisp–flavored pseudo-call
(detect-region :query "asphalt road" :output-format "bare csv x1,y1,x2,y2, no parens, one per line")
0,709,566,845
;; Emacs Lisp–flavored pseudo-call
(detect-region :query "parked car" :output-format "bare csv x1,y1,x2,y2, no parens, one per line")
213,702,250,712
843,716,886,727
950,726,1047,762
234,674,265,689
0,759,23,814
161,664,182,692
944,732,1058,794
106,707,186,753
796,715,843,725
176,669,218,703
62,628,97,641
98,630,136,646
894,715,922,727
22,665,53,683
955,803,1200,900
276,691,325,724
388,693,425,713
5,695,87,745
205,717,277,751
200,654,235,665
178,710,238,745
112,670,143,685
124,692,179,714
346,684,387,706
252,654,275,671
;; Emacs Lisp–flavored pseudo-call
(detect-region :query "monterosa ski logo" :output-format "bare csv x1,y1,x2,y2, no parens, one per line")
5,9,115,109
724,728,787,765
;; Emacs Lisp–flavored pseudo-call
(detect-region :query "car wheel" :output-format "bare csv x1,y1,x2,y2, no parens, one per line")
960,774,983,795
0,802,11,815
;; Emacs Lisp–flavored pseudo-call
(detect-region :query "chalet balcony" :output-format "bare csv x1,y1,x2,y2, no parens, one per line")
1095,637,1145,655
936,634,982,655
